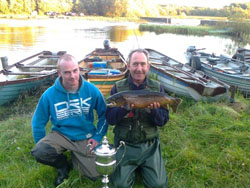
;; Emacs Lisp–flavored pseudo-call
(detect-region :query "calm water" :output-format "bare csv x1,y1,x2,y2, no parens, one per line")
0,18,249,69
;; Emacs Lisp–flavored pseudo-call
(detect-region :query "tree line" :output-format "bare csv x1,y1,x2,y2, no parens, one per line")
1,0,250,19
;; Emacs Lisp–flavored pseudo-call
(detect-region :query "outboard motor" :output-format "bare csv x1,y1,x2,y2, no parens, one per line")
185,46,196,65
1,56,8,69
186,46,196,53
103,39,110,50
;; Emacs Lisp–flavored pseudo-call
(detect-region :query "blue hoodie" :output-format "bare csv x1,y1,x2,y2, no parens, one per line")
32,76,108,144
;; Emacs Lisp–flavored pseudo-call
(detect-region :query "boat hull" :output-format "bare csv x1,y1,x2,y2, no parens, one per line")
186,46,250,96
0,51,65,105
200,67,250,95
146,48,229,101
0,74,56,105
149,66,228,101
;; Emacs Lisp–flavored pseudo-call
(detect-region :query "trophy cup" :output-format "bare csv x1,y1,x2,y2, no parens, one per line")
93,136,125,188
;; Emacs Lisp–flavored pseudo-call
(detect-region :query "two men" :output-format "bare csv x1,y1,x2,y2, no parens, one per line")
106,49,169,188
31,54,108,186
31,49,169,187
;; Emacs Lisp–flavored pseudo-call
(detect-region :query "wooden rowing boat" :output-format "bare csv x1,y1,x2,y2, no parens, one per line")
0,51,66,105
185,46,250,96
78,41,128,95
146,48,230,101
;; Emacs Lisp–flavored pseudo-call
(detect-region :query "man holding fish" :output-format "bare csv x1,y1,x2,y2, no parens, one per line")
106,49,174,188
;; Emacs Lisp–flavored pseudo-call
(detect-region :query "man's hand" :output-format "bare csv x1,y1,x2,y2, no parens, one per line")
121,104,135,111
87,138,98,152
121,103,160,111
147,102,160,110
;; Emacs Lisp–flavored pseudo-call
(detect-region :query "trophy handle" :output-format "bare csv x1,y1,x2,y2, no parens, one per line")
116,141,126,167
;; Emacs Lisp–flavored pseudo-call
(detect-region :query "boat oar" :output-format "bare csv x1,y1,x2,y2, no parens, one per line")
2,70,55,75
193,48,206,52
16,64,57,69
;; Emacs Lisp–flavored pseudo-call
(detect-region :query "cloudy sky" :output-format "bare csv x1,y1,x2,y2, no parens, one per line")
158,0,250,8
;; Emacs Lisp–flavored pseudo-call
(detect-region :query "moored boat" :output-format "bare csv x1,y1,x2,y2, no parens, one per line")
185,46,250,96
0,51,66,105
232,47,250,65
146,48,230,101
78,40,128,95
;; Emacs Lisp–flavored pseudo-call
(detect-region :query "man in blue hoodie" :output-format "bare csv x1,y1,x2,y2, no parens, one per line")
31,54,108,186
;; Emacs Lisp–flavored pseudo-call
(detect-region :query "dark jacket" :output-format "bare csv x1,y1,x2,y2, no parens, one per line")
106,76,169,142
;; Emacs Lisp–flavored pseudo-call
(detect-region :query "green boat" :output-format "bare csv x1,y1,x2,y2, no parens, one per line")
0,51,66,105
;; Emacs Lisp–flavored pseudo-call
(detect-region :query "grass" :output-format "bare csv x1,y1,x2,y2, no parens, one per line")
0,88,249,188
139,24,232,36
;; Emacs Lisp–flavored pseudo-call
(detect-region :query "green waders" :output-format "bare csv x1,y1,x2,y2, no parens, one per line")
110,137,167,188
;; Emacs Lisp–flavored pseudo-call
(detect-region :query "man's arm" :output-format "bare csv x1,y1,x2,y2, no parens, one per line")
92,87,109,143
32,94,50,143
105,85,129,125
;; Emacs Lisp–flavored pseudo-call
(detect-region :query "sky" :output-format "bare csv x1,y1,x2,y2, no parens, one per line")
158,0,250,8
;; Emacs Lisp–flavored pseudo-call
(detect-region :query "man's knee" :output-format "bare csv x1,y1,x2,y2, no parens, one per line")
110,174,133,188
31,142,57,160
115,180,131,188
144,177,166,188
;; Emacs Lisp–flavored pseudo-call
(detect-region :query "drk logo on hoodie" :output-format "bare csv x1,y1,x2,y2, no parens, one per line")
54,97,91,120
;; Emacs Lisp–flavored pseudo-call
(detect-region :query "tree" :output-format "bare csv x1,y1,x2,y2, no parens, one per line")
37,0,73,15
0,0,9,14
73,0,85,13
105,0,129,17
9,0,24,14
81,0,99,15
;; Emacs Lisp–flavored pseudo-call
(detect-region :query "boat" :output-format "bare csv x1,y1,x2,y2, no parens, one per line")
185,46,250,96
232,47,250,65
78,40,128,95
145,48,230,101
0,51,66,105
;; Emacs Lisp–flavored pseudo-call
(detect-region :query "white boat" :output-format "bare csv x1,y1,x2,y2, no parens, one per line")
185,46,250,96
146,48,230,101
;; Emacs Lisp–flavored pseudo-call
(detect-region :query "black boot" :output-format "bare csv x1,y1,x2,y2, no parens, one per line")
55,163,70,187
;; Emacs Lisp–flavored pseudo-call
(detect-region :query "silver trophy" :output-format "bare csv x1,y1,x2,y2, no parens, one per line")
93,136,125,188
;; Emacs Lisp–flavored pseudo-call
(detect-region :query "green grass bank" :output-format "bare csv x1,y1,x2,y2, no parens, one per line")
0,88,249,188
139,24,233,36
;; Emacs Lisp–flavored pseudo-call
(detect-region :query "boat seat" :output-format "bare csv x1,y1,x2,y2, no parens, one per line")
207,57,219,65
38,55,63,58
207,57,220,63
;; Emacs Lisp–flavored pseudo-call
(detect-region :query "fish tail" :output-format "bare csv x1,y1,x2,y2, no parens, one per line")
171,98,182,113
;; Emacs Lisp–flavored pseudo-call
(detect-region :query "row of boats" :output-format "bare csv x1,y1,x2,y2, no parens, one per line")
0,41,249,106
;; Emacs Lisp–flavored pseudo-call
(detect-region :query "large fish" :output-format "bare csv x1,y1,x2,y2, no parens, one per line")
106,90,182,113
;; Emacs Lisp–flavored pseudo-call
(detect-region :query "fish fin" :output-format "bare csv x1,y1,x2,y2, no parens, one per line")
171,98,182,113
163,104,169,110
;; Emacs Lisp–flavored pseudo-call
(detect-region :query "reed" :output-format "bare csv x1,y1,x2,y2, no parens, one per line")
139,24,233,36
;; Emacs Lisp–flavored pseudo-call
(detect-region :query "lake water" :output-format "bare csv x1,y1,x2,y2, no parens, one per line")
1,18,250,69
